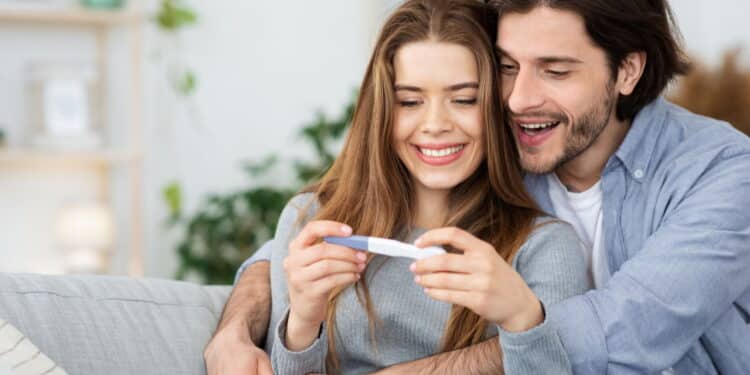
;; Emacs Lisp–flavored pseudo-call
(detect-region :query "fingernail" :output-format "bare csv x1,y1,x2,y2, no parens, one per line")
414,275,420,283
409,262,416,272
342,225,352,235
414,237,423,246
356,252,367,261
358,263,366,271
356,273,361,279
424,288,430,293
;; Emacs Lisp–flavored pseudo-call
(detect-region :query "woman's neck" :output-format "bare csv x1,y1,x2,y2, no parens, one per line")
414,185,449,229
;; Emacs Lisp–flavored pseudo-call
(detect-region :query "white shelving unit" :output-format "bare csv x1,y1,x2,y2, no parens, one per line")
0,4,146,276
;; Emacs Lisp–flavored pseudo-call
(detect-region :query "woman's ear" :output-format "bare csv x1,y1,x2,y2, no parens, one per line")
616,51,646,96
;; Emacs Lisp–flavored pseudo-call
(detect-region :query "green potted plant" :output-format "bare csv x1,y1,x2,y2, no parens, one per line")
165,92,356,284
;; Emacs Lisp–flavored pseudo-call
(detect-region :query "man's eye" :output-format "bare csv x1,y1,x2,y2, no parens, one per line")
500,64,518,74
546,70,570,78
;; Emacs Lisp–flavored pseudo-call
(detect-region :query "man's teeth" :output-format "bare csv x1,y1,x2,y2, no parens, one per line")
520,122,557,130
419,145,465,157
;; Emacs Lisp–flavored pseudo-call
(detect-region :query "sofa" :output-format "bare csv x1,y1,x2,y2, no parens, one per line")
0,272,232,374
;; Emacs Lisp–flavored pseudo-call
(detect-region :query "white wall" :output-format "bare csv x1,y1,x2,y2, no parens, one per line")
0,0,748,280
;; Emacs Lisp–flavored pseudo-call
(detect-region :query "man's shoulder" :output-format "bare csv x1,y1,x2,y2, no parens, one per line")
654,102,750,171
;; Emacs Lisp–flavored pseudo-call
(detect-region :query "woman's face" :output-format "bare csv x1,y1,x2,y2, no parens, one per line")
392,41,486,196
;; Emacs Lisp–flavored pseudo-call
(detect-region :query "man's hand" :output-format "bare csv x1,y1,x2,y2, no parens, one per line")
204,260,272,375
204,320,272,375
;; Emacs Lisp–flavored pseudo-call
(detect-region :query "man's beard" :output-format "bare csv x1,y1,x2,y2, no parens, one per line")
509,83,617,174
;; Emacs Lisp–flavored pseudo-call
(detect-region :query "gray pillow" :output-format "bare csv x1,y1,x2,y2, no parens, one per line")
0,273,231,375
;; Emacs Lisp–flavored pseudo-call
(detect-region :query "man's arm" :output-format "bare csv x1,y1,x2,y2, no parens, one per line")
373,338,502,375
217,260,271,345
204,260,272,375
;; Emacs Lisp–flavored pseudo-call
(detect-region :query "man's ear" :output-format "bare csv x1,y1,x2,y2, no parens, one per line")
617,51,646,96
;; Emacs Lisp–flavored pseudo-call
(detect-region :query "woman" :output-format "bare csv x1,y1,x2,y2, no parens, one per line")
267,0,590,373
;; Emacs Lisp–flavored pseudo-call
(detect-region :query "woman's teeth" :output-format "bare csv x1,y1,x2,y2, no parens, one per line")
419,145,465,157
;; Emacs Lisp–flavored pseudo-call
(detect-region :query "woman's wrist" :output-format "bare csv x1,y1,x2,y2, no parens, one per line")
499,294,545,333
285,310,323,352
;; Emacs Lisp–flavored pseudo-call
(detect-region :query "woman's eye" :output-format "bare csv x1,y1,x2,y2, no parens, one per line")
398,100,420,107
454,98,477,106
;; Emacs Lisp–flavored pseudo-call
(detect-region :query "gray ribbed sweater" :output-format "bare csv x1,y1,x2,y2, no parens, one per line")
266,194,591,374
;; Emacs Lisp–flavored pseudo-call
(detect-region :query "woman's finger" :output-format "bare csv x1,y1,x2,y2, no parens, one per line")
304,259,365,282
414,272,479,292
308,272,360,296
423,288,476,309
289,243,367,268
414,227,489,255
410,253,474,275
290,220,352,251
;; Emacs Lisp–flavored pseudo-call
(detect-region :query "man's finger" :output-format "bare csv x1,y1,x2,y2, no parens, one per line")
290,220,352,250
414,227,488,255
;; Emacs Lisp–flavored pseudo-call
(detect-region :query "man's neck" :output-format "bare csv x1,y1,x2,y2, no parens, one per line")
556,116,631,192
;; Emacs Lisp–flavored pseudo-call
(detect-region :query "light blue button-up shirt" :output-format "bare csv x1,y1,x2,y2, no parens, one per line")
522,98,750,374
239,98,750,374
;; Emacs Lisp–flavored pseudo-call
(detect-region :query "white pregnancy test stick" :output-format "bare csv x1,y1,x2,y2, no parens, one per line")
323,235,445,260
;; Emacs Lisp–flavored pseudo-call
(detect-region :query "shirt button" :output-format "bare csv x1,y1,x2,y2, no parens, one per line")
634,169,644,179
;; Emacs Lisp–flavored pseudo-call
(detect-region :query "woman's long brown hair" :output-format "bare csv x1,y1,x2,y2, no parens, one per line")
299,0,542,371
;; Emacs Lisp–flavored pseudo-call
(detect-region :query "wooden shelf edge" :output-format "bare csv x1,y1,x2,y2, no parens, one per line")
0,148,142,164
0,7,145,26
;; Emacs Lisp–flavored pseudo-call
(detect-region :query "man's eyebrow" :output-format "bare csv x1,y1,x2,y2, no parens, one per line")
495,47,583,64
538,56,583,64
394,82,478,92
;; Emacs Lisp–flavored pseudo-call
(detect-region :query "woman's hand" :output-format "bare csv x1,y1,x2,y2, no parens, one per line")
284,220,367,350
411,227,544,332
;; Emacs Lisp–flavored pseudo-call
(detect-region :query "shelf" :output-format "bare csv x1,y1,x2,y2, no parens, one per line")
0,6,144,26
0,148,141,165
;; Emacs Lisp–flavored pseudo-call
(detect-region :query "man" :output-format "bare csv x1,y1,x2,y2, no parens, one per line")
205,0,750,373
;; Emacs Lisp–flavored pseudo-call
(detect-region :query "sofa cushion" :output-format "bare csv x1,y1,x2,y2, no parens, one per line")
0,273,231,375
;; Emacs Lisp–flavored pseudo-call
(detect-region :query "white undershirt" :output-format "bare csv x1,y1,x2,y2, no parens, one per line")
547,173,610,288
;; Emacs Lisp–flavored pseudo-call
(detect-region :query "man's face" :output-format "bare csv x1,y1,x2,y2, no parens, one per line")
497,6,618,174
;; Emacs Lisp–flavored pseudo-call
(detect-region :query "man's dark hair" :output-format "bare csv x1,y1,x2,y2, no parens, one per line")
488,0,691,120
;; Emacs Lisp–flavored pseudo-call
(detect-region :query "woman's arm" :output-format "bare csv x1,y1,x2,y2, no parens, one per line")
496,220,591,375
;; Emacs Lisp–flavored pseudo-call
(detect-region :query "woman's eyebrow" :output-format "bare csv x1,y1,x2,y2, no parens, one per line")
394,82,478,92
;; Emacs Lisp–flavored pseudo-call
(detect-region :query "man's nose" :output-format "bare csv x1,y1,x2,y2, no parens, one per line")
505,69,545,114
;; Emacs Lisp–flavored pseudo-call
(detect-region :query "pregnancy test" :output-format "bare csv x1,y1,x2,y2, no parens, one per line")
323,235,445,260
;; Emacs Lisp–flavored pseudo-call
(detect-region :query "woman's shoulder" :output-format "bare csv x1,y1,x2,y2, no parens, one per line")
512,216,586,269
275,192,320,237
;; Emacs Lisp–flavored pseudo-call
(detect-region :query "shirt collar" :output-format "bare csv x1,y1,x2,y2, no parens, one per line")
611,97,669,179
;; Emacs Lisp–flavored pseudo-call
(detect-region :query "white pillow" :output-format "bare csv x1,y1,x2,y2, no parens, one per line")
0,319,67,375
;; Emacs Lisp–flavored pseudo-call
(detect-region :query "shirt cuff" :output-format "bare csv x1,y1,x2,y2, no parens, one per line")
547,294,608,374
497,303,572,375
271,308,327,375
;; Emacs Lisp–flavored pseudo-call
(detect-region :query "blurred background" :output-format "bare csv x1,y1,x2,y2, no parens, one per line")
0,0,747,284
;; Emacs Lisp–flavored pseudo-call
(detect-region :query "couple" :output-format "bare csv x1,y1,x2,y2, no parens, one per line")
207,0,750,374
